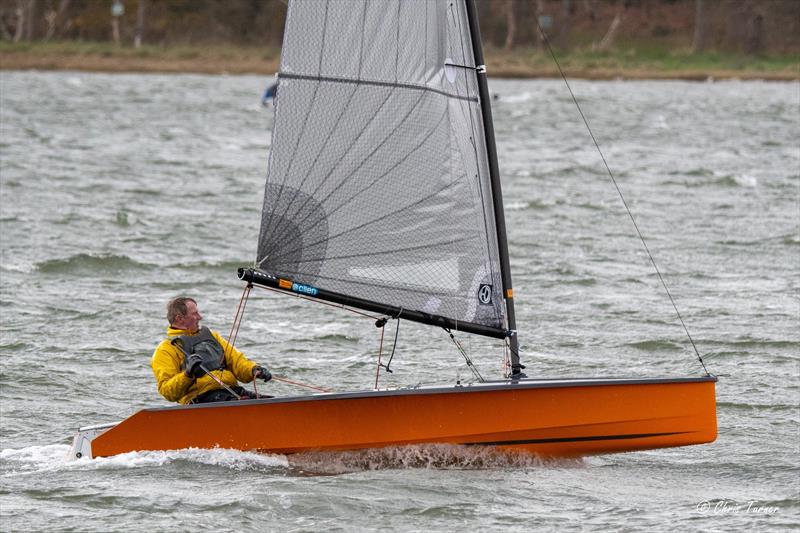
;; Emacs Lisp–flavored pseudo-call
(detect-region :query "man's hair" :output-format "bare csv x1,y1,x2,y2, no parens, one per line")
167,297,196,325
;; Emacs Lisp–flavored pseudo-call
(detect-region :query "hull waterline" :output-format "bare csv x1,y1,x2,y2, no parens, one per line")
71,376,717,459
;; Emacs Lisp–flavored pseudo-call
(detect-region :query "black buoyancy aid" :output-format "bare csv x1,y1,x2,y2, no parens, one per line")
171,326,226,373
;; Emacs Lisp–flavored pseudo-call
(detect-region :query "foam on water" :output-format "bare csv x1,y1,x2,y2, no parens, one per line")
1,444,289,475
287,444,584,475
2,443,580,478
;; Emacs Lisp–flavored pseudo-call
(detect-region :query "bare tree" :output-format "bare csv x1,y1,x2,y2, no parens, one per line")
583,0,597,25
504,0,515,50
596,2,625,52
12,0,25,42
745,8,764,55
134,0,146,48
43,0,71,42
24,0,36,41
691,0,708,53
535,0,545,50
559,0,574,50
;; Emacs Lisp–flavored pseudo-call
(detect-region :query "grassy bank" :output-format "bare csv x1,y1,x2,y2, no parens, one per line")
1,41,798,80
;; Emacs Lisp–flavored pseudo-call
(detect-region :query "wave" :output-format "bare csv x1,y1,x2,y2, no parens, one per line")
564,277,597,286
624,340,683,352
715,339,800,350
700,175,758,188
505,200,529,211
179,259,253,272
35,254,155,274
0,341,31,351
314,333,358,343
674,168,715,177
714,232,799,247
506,199,561,211
782,234,800,246
663,173,758,188
717,401,799,412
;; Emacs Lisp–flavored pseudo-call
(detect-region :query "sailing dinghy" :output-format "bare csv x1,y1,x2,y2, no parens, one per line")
70,0,716,460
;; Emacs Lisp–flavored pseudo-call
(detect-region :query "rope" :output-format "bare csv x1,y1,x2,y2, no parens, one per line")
535,20,709,376
383,317,400,374
225,283,336,397
374,316,400,389
374,323,386,389
226,283,252,360
272,375,331,393
228,283,259,396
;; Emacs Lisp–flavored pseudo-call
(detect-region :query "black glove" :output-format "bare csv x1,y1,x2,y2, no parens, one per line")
253,365,272,383
184,353,204,379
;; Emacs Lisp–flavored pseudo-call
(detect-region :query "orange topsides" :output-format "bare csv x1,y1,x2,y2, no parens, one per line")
80,376,717,459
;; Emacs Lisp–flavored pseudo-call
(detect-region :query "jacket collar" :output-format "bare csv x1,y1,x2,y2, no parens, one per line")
167,326,200,337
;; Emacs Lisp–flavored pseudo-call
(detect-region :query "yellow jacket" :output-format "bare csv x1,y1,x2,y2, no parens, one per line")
151,326,258,404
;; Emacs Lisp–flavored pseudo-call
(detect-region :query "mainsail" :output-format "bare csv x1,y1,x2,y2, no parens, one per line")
252,0,514,341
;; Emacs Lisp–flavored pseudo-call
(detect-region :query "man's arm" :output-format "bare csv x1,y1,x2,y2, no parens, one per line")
151,342,195,402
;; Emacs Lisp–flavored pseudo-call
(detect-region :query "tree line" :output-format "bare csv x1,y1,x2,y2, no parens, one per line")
2,0,798,55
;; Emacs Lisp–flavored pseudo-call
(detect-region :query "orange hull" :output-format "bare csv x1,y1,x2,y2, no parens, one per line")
78,376,717,459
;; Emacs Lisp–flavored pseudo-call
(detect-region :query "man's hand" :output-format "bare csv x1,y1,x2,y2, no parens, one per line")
184,354,204,378
252,365,272,383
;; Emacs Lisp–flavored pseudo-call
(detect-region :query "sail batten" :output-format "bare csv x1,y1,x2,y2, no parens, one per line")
256,0,508,336
279,73,480,103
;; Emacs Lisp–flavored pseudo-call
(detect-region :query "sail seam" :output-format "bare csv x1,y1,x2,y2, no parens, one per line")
278,72,478,103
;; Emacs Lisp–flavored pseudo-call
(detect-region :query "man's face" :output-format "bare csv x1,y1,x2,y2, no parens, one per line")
176,301,203,332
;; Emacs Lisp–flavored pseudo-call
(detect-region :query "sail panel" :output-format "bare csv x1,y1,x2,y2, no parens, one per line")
257,0,506,332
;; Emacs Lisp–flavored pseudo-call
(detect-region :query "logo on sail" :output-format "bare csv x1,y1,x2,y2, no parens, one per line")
478,284,492,305
278,278,319,297
292,282,318,297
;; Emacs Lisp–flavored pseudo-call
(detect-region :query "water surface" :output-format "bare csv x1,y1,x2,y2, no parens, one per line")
1,72,798,531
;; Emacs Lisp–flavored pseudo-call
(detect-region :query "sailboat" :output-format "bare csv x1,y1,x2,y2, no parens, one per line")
70,0,716,460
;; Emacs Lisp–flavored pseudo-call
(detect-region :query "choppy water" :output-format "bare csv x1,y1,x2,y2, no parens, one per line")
1,71,798,531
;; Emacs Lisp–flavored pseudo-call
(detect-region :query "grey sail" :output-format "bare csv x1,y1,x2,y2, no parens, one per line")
255,0,507,335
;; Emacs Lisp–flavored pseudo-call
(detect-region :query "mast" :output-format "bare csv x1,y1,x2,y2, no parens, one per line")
464,0,524,376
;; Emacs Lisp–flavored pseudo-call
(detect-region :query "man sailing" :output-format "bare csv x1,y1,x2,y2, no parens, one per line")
152,297,272,404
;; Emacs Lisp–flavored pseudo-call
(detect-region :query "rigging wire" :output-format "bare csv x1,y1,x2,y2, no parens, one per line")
502,338,511,377
258,284,381,321
534,20,709,376
444,328,484,382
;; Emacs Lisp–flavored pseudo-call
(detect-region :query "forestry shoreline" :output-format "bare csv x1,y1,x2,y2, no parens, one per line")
2,43,798,81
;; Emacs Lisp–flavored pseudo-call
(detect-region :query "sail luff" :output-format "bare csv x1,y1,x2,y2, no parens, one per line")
464,0,523,374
